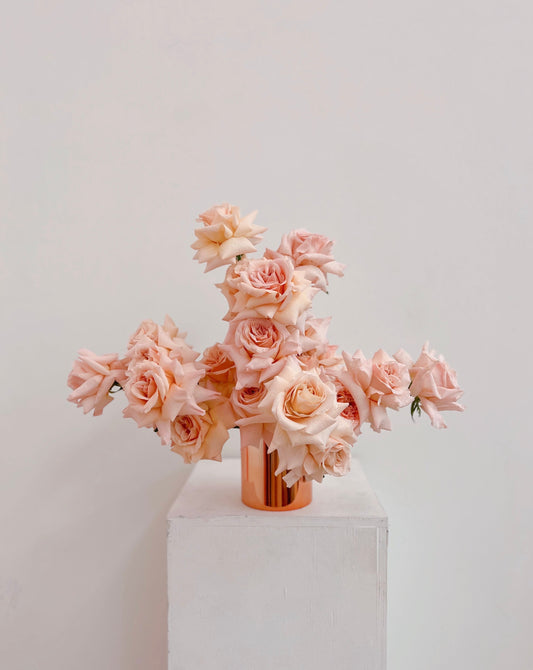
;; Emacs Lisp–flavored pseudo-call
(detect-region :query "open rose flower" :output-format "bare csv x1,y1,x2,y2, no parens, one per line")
126,316,199,365
395,343,464,429
67,350,127,416
123,348,218,445
217,256,316,327
170,401,230,463
282,416,355,486
231,384,268,420
322,436,352,478
252,358,344,481
267,229,344,292
296,316,342,372
341,349,411,432
221,318,300,387
332,379,362,437
191,203,266,272
200,343,236,398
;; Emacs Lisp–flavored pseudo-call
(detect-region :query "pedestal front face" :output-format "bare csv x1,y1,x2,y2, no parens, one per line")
167,459,388,670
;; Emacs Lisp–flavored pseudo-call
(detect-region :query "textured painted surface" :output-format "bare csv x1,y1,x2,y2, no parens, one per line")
168,460,388,669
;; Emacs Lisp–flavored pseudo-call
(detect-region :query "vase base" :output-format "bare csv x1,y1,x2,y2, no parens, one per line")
240,443,313,511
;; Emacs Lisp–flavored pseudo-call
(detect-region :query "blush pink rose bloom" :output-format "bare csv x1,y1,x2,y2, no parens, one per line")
297,317,342,372
217,256,316,327
67,350,127,416
123,348,218,445
340,349,411,432
282,417,355,486
333,380,362,436
126,316,199,365
252,358,344,484
221,317,300,387
200,343,237,398
170,401,230,463
191,203,267,272
267,229,345,292
322,436,352,478
395,343,464,429
231,384,268,420
297,345,342,372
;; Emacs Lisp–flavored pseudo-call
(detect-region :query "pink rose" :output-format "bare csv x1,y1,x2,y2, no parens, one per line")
231,384,268,420
299,317,330,352
282,416,355,486
67,350,127,416
170,401,229,463
232,384,275,449
334,380,362,434
200,343,237,398
222,317,300,387
127,316,199,365
217,256,316,326
322,437,352,478
191,203,266,272
294,316,341,372
268,229,344,292
341,349,411,432
395,343,464,428
254,358,344,482
123,348,217,445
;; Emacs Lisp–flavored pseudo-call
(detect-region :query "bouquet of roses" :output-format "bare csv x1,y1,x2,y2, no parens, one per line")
67,203,464,487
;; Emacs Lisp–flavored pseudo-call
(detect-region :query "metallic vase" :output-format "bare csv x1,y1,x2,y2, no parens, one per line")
240,440,312,511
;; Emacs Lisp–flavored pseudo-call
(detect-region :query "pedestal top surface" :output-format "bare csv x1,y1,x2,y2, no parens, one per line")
168,458,387,527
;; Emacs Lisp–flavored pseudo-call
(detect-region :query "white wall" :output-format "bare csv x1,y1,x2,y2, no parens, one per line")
1,2,532,668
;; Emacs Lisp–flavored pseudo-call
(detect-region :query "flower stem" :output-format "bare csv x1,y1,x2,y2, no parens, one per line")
410,396,422,420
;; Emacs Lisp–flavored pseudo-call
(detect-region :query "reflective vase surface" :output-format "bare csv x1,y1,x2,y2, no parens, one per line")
240,439,312,511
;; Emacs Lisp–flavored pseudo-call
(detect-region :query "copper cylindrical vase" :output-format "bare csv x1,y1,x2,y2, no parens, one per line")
241,441,312,511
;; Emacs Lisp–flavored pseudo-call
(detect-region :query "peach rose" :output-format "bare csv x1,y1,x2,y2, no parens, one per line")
67,350,127,416
255,358,343,479
281,417,355,486
341,349,411,432
231,384,268,420
170,401,229,463
222,317,300,387
123,348,217,445
191,203,266,272
334,380,362,435
297,345,342,372
295,316,342,372
267,229,345,292
321,440,351,477
200,343,236,397
299,316,330,352
217,256,316,327
127,316,199,365
232,384,275,449
395,343,464,429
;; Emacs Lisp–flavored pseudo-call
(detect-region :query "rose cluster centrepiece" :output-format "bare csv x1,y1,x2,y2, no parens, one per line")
67,204,464,486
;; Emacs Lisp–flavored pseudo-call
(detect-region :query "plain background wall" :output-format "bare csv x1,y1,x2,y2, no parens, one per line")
1,1,532,668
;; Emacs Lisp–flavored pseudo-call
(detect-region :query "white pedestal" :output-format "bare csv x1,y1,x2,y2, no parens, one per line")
167,458,388,670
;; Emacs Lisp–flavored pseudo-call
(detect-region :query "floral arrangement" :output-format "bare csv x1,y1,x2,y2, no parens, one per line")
67,203,464,487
